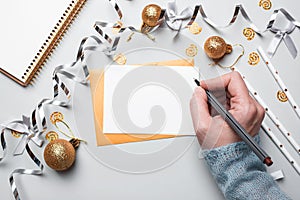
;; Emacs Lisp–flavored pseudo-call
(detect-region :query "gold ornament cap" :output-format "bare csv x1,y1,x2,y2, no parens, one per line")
204,36,232,60
142,4,162,27
44,139,76,171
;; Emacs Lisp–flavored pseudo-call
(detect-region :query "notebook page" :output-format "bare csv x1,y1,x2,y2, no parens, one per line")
103,65,197,135
0,0,70,80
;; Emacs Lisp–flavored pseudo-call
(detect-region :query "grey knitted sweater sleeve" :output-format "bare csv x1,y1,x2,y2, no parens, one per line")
202,136,291,200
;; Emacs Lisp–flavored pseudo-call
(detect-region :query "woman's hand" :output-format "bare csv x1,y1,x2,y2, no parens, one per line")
190,71,265,149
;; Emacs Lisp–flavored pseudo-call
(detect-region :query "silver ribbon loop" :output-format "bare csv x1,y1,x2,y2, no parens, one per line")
283,33,297,58
267,10,299,58
268,32,284,58
166,0,193,31
0,117,42,157
268,31,298,58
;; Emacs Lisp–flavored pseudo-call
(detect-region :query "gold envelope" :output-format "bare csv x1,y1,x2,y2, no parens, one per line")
90,59,194,146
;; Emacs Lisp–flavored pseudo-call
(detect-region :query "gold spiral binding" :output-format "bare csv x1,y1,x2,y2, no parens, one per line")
21,0,87,86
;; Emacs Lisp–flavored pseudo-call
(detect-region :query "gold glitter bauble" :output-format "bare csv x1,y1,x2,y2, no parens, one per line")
11,130,22,138
142,4,162,27
189,22,202,34
204,36,232,59
277,90,288,102
50,112,64,124
113,53,127,65
45,131,59,142
248,52,260,65
259,0,272,10
243,28,255,40
186,44,198,57
44,139,76,171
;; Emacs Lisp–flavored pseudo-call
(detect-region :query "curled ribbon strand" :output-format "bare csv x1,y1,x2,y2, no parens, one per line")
108,1,300,58
187,5,261,33
94,19,160,52
0,34,111,200
186,4,300,58
109,0,123,19
9,140,44,200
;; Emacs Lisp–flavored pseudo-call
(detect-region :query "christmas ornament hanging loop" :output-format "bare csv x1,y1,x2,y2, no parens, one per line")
209,44,244,69
50,112,86,144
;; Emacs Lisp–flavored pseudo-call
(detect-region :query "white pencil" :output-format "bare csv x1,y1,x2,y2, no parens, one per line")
257,47,300,119
262,122,300,175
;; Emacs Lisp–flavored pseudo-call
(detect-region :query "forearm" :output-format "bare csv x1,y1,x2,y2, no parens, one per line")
202,136,291,200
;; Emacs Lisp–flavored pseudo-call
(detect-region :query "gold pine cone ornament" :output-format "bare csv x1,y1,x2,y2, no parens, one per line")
204,36,232,60
141,4,162,33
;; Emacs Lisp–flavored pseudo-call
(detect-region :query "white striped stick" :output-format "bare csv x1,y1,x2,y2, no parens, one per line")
262,122,300,175
232,68,300,155
258,47,300,119
245,79,300,154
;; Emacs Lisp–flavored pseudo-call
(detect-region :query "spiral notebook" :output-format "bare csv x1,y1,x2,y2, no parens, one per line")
0,0,87,86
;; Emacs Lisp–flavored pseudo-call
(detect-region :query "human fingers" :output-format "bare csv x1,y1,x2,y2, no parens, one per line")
200,71,249,100
190,87,212,141
247,97,265,136
229,96,264,137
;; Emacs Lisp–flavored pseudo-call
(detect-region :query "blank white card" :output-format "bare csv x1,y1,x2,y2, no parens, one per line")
103,65,197,135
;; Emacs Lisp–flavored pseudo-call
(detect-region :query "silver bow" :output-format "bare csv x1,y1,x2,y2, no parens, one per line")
166,0,193,31
267,9,300,58
0,116,42,157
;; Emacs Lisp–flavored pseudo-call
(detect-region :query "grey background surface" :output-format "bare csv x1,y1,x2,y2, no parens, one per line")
0,0,299,199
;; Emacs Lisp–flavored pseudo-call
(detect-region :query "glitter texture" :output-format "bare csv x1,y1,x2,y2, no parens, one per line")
142,4,161,27
44,139,75,171
204,36,228,59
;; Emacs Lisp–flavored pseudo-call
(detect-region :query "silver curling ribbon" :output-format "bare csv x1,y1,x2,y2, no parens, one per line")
1,34,103,200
